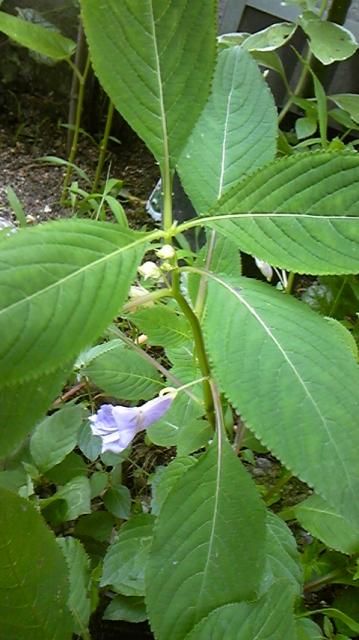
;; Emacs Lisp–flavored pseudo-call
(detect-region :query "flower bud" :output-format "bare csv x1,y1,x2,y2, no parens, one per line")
138,261,161,280
156,244,175,260
254,257,273,282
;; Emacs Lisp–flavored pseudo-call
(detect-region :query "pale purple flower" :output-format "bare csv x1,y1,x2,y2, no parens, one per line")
89,393,174,454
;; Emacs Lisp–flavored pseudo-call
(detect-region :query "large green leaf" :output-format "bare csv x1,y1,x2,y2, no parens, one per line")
204,275,359,528
30,404,84,472
81,0,217,171
0,219,147,385
184,580,297,640
202,152,359,275
0,365,69,458
178,46,277,211
146,433,266,640
0,488,72,640
101,514,155,597
84,342,163,401
295,494,359,555
129,305,192,348
261,512,302,596
0,10,75,60
57,537,91,637
150,456,197,516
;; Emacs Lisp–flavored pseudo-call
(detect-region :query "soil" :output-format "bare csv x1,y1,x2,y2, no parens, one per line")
0,93,159,228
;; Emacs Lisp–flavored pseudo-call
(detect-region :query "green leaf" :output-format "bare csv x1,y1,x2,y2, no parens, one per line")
43,476,91,523
103,595,147,623
146,434,266,640
178,47,277,211
332,589,359,635
295,618,323,640
74,511,115,543
89,470,108,498
299,12,358,65
295,116,317,139
0,487,72,640
0,10,76,60
0,365,69,458
130,306,191,348
57,537,91,636
150,457,197,516
101,514,155,596
329,94,359,124
30,404,84,472
205,152,359,275
261,512,302,596
84,343,163,401
77,422,102,462
184,580,297,640
295,494,359,555
147,392,203,447
45,451,88,484
242,22,297,51
0,219,147,385
81,0,217,171
204,275,359,528
104,485,131,519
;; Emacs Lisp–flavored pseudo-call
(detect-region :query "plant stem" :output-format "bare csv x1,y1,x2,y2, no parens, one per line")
171,273,215,429
278,48,313,125
61,54,91,204
303,569,345,593
328,276,348,317
162,165,173,233
194,230,217,319
285,271,295,294
92,100,115,192
67,22,88,155
108,325,201,405
264,470,292,505
123,287,172,313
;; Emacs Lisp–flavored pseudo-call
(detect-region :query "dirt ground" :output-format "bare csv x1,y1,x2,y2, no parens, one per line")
0,95,159,228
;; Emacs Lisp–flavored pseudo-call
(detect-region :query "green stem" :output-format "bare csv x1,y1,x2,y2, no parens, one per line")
61,54,91,204
92,100,115,192
264,470,292,505
278,48,313,125
194,230,217,319
328,276,347,317
209,378,226,436
123,287,172,313
162,165,173,233
285,271,295,294
303,569,346,593
171,272,215,429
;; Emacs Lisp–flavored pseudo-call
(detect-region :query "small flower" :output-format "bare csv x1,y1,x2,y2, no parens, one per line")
138,261,161,280
89,392,175,454
156,244,175,260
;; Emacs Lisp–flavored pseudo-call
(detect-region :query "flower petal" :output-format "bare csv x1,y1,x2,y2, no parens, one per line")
89,393,174,455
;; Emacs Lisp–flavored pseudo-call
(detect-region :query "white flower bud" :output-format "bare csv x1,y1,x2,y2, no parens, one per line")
156,244,175,260
254,257,273,282
138,261,161,280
